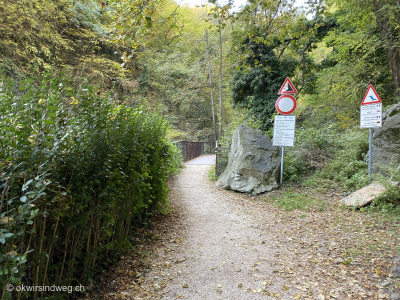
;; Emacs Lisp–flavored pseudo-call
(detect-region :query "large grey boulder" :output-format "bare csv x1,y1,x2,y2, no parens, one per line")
372,102,400,173
217,124,280,195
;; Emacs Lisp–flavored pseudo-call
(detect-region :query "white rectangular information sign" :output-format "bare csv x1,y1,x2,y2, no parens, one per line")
273,115,296,147
360,103,382,128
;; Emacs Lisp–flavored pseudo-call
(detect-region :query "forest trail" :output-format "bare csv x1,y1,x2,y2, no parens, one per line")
91,155,399,300
153,157,284,299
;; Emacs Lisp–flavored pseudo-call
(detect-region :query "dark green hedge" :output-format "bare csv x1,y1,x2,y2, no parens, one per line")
0,73,181,299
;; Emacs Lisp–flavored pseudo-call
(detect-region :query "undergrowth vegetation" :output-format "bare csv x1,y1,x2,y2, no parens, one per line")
266,192,325,212
0,73,180,299
283,125,370,190
275,122,400,214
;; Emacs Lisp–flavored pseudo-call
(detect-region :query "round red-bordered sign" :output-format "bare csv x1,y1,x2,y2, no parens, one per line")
275,95,297,115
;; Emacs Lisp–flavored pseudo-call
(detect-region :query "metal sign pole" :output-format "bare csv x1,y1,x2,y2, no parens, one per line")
275,77,298,186
280,146,284,185
368,128,372,179
360,84,382,180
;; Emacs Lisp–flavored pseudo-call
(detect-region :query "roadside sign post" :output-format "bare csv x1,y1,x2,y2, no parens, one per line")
360,85,382,179
273,77,297,185
281,147,284,185
273,116,296,147
273,115,296,184
369,128,373,178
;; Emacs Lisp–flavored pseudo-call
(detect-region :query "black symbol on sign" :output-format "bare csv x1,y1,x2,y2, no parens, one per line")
283,83,293,92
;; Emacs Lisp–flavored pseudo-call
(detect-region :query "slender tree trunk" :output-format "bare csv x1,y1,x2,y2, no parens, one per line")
303,50,306,87
217,4,223,141
33,216,46,300
205,29,217,143
372,0,400,95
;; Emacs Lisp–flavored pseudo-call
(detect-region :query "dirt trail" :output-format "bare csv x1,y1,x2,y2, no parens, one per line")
90,155,400,300
157,164,283,299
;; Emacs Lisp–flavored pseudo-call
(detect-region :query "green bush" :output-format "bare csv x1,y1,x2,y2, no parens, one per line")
295,125,336,153
372,184,400,207
284,124,370,190
280,125,336,183
320,129,369,190
282,151,308,183
369,164,400,210
0,72,180,299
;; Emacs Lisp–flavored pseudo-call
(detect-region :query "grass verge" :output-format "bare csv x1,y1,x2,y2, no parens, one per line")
208,166,218,181
265,191,326,212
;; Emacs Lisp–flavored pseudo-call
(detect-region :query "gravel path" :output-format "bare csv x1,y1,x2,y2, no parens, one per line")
159,163,284,299
90,155,400,300
186,155,216,165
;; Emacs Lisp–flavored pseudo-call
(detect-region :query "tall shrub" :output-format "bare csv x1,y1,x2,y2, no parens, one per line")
0,73,180,299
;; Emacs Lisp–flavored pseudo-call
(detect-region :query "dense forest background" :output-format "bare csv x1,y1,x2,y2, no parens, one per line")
1,0,400,299
1,0,400,139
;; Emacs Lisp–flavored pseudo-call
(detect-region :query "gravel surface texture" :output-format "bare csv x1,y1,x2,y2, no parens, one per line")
159,164,284,299
186,155,216,165
86,155,400,300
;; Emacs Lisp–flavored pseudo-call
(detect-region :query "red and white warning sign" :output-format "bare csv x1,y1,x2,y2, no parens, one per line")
275,95,297,115
278,77,298,95
361,84,382,105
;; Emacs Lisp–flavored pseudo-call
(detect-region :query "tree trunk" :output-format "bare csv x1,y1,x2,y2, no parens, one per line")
205,29,217,143
372,0,400,95
218,6,223,140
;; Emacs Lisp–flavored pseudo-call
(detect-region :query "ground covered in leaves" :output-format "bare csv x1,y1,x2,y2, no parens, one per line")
82,161,400,300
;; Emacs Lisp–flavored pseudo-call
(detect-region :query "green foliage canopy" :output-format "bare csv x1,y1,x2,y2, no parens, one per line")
231,42,297,130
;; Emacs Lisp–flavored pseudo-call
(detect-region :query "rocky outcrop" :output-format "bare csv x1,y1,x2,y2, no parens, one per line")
372,102,400,173
217,124,280,195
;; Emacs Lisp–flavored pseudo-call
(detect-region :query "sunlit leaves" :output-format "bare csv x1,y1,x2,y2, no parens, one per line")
305,0,397,121
106,0,183,49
